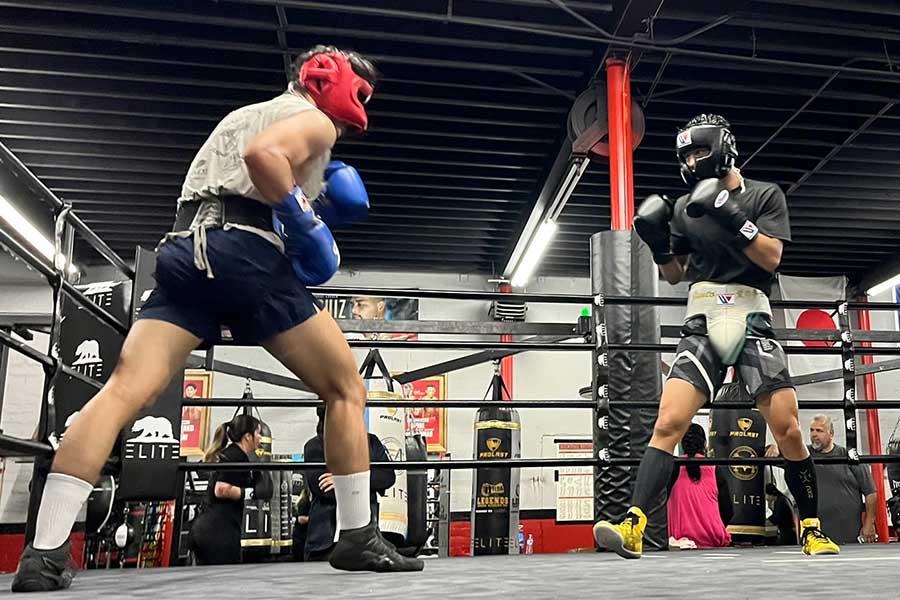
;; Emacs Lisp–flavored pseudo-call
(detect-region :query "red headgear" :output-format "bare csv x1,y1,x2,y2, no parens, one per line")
299,52,373,133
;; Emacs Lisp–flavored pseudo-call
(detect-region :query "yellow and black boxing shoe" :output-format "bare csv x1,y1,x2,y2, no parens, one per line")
593,506,648,559
800,518,841,555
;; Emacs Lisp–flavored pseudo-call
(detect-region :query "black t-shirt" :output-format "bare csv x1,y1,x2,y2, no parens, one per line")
670,178,791,295
205,443,253,528
809,444,875,544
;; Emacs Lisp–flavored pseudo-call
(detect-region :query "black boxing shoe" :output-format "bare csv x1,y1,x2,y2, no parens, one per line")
11,542,77,593
329,520,424,572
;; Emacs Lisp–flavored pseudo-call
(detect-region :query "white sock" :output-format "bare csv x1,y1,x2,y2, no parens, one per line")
33,473,94,550
333,471,371,531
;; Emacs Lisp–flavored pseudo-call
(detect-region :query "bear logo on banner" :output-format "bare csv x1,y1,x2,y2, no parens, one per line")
57,411,82,443
73,339,103,378
73,339,101,364
124,415,180,462
65,411,79,428
128,416,175,442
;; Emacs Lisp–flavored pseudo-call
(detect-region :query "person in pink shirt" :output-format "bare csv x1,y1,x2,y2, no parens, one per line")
666,423,732,548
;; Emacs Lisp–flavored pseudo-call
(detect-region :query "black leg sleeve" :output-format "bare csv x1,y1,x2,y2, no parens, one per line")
631,446,675,512
783,455,818,521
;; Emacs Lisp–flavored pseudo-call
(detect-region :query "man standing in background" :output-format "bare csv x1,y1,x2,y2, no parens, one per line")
768,414,877,544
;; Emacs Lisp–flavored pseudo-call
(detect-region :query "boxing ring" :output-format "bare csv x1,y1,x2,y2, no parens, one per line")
2,138,900,594
0,545,896,598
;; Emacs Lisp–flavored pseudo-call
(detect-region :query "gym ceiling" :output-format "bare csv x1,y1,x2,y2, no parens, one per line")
1,0,899,285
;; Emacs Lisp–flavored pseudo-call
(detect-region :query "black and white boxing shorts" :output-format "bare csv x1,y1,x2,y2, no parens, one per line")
667,315,794,400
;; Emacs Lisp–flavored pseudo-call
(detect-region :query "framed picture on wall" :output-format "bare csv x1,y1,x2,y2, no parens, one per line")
402,375,448,454
181,370,213,457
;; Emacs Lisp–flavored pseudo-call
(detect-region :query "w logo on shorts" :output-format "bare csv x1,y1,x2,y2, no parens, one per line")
716,294,735,305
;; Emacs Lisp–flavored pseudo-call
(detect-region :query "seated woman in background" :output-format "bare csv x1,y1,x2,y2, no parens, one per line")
303,406,396,562
189,414,272,565
667,423,732,548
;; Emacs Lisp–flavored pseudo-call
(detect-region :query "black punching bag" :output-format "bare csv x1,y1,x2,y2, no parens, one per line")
591,231,664,549
239,385,273,558
709,383,766,543
886,435,900,527
402,434,429,553
471,373,521,555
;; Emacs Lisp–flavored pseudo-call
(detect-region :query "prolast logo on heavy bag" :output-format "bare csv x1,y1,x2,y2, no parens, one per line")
476,481,508,509
729,446,759,481
730,417,759,439
479,436,509,459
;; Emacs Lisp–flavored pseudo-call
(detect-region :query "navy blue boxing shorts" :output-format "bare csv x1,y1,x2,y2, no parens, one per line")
137,228,323,347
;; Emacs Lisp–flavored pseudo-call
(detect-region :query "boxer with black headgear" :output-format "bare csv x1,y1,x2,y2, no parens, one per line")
593,114,841,559
675,113,738,184
12,44,421,593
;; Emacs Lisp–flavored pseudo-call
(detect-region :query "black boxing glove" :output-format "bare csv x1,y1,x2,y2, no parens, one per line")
633,193,676,265
888,496,900,532
685,178,758,249
245,471,274,502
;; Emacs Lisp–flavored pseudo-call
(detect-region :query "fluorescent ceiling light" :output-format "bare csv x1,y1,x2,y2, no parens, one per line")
866,273,900,296
0,193,80,275
504,157,589,281
511,220,557,288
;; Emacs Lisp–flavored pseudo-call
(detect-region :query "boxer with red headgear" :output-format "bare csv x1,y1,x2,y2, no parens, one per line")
12,44,420,593
293,44,377,135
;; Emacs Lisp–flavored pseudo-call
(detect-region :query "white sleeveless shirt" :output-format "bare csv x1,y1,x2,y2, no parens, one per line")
168,90,330,278
179,91,325,204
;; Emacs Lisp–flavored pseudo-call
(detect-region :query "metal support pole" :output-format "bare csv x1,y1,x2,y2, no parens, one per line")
62,214,76,285
499,282,514,400
25,207,73,543
438,468,450,558
855,298,890,543
605,58,634,231
204,347,215,372
169,469,188,565
0,342,9,428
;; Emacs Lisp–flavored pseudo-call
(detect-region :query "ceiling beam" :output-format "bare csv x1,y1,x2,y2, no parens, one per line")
0,22,585,77
787,102,897,195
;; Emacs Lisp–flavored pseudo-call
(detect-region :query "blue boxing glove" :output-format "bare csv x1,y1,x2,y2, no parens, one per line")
312,160,369,227
271,186,340,286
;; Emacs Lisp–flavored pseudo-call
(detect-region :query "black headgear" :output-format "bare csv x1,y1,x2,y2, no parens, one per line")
676,114,738,185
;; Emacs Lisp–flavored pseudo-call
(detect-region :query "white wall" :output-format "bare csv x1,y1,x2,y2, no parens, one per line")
0,332,48,523
4,267,900,523
0,285,51,315
0,279,51,522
